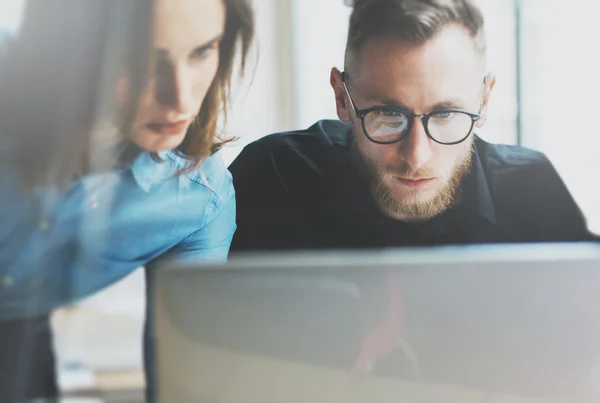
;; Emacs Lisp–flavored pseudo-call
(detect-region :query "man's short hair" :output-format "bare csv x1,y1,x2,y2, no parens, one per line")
345,0,486,72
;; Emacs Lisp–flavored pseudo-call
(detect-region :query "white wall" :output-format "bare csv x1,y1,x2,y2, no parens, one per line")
477,0,519,145
0,0,24,33
220,0,295,165
520,0,600,233
288,0,352,129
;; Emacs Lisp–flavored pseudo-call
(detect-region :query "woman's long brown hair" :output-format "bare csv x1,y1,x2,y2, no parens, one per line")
179,0,255,167
0,0,254,188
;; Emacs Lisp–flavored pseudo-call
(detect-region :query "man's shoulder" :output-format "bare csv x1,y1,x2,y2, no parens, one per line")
239,119,351,158
230,120,352,193
475,137,590,241
475,136,563,201
475,136,558,195
230,120,353,251
475,136,550,174
229,120,355,217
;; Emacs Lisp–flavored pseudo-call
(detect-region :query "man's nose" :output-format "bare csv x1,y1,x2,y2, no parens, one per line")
398,118,433,169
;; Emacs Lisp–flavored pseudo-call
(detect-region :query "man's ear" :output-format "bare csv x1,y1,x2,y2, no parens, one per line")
475,72,497,128
330,67,351,123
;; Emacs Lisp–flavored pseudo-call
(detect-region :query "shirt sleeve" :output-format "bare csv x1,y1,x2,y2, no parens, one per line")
165,171,237,263
142,169,236,402
179,196,236,261
508,152,598,242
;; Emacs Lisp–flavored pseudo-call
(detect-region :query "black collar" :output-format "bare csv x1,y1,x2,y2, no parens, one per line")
459,136,497,227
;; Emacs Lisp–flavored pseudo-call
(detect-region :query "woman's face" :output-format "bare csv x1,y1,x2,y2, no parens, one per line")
129,0,225,152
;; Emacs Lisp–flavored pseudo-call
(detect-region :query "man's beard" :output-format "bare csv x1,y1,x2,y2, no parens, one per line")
352,138,474,221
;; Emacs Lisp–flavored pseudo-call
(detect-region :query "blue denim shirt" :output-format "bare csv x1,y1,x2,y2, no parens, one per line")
0,150,236,321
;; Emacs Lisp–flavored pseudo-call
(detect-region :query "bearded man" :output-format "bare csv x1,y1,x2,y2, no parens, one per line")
229,0,594,252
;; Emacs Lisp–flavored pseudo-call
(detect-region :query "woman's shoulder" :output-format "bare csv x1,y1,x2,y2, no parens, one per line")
130,150,233,204
158,152,236,242
166,150,232,199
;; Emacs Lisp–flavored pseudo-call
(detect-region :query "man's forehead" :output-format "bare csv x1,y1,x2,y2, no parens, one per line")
349,30,485,109
350,25,484,79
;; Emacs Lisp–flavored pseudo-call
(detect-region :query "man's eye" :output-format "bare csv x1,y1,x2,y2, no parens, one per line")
436,111,455,119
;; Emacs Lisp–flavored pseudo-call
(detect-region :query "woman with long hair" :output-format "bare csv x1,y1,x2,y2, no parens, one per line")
0,0,254,401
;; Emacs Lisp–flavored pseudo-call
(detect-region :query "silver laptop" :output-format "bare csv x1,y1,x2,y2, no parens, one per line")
153,243,600,403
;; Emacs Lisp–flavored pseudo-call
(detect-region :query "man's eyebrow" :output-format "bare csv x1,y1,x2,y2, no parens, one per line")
429,100,467,110
363,96,467,112
362,95,412,110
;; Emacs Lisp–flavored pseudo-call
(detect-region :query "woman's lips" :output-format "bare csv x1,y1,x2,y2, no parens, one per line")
146,119,190,136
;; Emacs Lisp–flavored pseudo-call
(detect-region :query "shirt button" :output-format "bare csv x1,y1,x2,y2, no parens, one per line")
38,219,50,231
2,276,14,287
90,199,99,209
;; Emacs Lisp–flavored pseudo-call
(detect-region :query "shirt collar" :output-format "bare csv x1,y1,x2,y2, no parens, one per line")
460,136,497,227
130,150,190,192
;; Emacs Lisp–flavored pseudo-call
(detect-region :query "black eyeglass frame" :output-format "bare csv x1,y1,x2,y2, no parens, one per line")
341,71,485,145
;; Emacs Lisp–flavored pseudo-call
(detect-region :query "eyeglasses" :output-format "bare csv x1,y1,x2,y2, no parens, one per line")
341,72,485,145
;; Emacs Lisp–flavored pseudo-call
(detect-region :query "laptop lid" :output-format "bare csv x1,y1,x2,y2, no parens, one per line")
153,243,600,403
